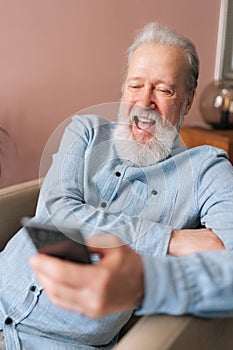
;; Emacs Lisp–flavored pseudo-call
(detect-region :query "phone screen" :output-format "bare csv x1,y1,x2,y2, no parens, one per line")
25,222,92,264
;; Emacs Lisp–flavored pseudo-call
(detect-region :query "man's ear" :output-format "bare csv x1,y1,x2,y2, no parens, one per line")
184,90,195,115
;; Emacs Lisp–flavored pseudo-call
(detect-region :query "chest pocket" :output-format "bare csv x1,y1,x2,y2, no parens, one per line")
117,179,178,225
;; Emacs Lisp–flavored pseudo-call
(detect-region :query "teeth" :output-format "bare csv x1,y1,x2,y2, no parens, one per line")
134,116,155,125
140,117,151,123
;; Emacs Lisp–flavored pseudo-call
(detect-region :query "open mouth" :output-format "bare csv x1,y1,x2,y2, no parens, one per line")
133,116,156,130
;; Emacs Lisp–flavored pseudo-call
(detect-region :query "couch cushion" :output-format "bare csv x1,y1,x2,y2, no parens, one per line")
0,179,40,250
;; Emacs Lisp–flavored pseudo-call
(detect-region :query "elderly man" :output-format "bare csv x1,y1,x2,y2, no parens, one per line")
1,22,233,349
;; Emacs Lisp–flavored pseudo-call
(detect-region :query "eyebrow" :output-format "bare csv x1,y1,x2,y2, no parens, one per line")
126,77,143,83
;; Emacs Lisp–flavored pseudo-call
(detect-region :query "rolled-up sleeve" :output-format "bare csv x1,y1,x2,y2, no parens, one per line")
198,147,233,249
136,250,233,318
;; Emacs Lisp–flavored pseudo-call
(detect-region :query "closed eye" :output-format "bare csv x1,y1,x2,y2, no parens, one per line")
155,86,174,97
128,84,143,89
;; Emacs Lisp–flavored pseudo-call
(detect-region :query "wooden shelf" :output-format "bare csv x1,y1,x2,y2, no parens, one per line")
180,127,233,164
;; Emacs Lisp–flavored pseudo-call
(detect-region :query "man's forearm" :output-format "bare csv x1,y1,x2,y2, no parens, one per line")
137,249,233,317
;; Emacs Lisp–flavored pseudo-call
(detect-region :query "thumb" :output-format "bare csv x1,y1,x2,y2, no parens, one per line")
86,233,126,249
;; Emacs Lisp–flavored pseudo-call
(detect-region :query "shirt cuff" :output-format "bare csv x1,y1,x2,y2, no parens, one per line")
135,254,189,316
132,222,173,257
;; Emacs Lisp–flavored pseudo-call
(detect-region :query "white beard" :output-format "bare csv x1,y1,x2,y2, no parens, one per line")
113,104,180,167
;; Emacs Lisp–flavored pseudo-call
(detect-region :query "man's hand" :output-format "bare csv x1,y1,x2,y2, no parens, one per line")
30,234,144,318
168,228,226,256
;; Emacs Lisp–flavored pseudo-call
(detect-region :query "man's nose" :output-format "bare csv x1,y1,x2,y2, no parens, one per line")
137,88,156,109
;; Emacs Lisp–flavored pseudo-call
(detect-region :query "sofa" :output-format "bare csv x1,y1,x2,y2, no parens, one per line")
1,179,233,349
0,179,40,251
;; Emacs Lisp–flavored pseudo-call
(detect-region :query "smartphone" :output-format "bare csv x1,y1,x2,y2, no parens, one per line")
24,221,92,264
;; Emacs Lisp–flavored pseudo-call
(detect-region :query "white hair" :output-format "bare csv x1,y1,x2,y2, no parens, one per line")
126,22,199,93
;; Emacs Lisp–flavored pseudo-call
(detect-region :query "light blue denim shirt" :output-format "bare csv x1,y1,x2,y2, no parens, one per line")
0,114,233,349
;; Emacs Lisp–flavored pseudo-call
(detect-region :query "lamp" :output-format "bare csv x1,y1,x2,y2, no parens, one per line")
199,80,233,129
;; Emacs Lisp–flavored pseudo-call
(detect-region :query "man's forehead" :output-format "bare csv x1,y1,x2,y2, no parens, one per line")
126,44,188,81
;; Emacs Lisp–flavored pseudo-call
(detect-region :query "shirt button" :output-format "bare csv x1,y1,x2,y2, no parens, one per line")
100,202,107,208
151,190,158,196
30,285,37,292
115,171,121,177
5,317,13,325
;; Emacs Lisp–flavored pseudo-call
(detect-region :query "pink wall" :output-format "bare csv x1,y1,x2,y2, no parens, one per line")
0,0,221,187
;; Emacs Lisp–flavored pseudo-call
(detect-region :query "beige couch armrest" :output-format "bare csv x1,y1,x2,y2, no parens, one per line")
0,179,40,250
114,314,233,350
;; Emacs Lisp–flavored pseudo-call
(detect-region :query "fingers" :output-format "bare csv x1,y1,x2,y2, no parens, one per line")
86,233,127,249
30,253,107,317
29,235,144,318
86,234,128,261
31,261,84,313
30,254,94,288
